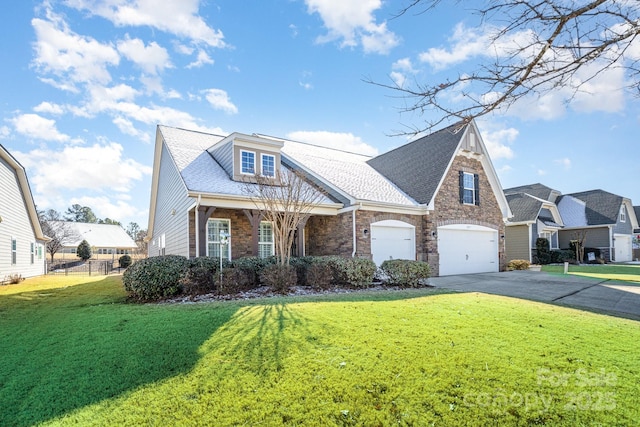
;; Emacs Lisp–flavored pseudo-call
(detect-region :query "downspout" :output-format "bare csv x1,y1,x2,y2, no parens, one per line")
195,194,201,257
352,203,362,258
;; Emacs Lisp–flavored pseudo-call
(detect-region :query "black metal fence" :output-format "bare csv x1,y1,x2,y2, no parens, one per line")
48,260,114,276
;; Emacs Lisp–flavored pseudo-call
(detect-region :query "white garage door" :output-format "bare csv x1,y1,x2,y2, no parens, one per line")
371,220,415,266
438,224,499,276
614,234,632,262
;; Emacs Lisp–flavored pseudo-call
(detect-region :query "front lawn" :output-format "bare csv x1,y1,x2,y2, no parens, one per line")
1,276,638,426
542,264,640,284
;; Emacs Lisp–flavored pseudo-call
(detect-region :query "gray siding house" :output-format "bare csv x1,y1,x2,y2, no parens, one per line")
147,121,512,276
0,145,48,280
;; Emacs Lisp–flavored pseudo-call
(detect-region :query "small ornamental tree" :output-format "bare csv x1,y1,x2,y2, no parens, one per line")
77,239,92,261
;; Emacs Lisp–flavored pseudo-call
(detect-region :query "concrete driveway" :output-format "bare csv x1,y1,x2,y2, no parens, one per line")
428,271,640,321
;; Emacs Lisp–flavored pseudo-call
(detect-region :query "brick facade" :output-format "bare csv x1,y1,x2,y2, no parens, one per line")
187,154,505,276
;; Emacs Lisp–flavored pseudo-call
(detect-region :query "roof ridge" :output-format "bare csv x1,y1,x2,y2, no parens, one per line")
259,133,374,158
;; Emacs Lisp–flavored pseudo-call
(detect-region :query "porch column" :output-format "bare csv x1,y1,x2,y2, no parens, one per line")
243,209,263,256
198,207,216,256
296,215,310,257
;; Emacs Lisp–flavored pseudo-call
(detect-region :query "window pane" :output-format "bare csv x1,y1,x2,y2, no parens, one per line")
258,222,274,258
241,151,255,174
463,173,475,204
262,155,275,177
207,219,230,259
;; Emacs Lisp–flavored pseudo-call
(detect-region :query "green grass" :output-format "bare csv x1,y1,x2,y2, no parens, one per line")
1,276,639,426
542,263,640,284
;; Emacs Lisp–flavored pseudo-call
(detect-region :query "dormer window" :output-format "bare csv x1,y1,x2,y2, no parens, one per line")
261,154,275,177
620,204,626,222
241,150,255,175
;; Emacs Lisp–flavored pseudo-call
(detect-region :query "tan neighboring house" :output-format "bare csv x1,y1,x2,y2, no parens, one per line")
147,120,512,276
50,222,137,262
0,144,49,279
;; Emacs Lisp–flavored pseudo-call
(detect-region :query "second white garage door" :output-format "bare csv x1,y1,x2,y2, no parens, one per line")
438,224,499,276
614,234,632,262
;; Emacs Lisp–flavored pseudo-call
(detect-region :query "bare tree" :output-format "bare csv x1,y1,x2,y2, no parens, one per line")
39,209,80,264
373,0,640,132
571,229,588,264
243,168,327,265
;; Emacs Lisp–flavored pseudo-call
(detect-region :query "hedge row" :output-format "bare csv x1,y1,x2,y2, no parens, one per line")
122,256,431,301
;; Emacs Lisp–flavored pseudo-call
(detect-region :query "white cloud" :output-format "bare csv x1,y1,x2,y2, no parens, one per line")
112,116,150,143
537,169,547,176
65,0,226,48
186,49,214,68
0,126,10,139
478,122,518,160
10,113,69,142
287,130,379,156
390,57,416,88
18,142,151,195
554,157,572,170
33,101,65,115
69,195,142,223
305,0,399,54
31,11,120,87
117,36,172,74
203,88,238,114
174,42,194,55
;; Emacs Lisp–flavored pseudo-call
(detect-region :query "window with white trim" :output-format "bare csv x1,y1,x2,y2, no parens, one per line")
240,150,255,175
261,153,275,178
462,172,476,205
31,242,35,264
11,238,17,265
620,204,626,222
207,219,231,259
258,221,274,258
539,231,559,249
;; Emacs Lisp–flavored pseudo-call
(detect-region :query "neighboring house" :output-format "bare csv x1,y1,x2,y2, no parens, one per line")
503,183,564,263
147,120,511,276
557,190,638,262
0,144,49,279
49,222,137,261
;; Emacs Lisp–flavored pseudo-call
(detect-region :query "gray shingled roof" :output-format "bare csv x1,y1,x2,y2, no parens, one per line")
504,183,557,201
559,189,622,225
366,121,464,204
506,193,543,222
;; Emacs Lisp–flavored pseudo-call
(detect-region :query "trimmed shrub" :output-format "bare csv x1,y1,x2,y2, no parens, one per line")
119,254,133,268
535,238,551,265
232,256,277,287
260,264,297,294
123,255,190,301
550,249,575,264
180,267,215,295
77,239,92,261
324,256,376,288
305,262,333,290
380,259,431,287
216,267,255,295
507,259,530,270
289,256,314,286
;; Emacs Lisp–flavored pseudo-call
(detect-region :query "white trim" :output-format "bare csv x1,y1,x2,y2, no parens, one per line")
258,221,274,258
240,149,256,175
260,152,276,178
206,218,231,260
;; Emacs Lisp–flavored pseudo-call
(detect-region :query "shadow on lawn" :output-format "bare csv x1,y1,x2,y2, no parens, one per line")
0,278,240,427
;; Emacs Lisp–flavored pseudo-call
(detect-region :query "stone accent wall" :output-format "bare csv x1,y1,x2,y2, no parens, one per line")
188,208,254,258
428,153,506,275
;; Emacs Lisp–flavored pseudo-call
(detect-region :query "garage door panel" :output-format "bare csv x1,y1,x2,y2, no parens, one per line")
438,226,499,276
614,234,632,262
371,222,415,266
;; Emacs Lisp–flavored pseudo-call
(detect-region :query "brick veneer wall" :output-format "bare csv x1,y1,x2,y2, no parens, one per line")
426,153,506,275
188,208,254,258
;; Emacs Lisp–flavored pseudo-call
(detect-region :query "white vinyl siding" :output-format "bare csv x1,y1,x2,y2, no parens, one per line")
207,219,231,259
0,153,46,278
258,221,274,258
148,143,193,257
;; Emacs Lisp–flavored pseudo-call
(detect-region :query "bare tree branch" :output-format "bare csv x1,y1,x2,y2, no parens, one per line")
242,169,327,265
371,0,640,134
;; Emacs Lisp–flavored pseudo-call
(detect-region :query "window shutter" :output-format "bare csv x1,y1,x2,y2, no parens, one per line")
474,173,480,206
459,171,464,204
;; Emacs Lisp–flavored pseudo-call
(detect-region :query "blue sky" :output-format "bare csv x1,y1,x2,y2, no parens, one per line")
1,1,638,229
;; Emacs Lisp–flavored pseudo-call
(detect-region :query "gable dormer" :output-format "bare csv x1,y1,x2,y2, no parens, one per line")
208,133,284,182
457,122,485,156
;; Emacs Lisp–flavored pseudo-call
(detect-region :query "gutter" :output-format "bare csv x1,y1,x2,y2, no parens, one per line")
195,194,201,257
